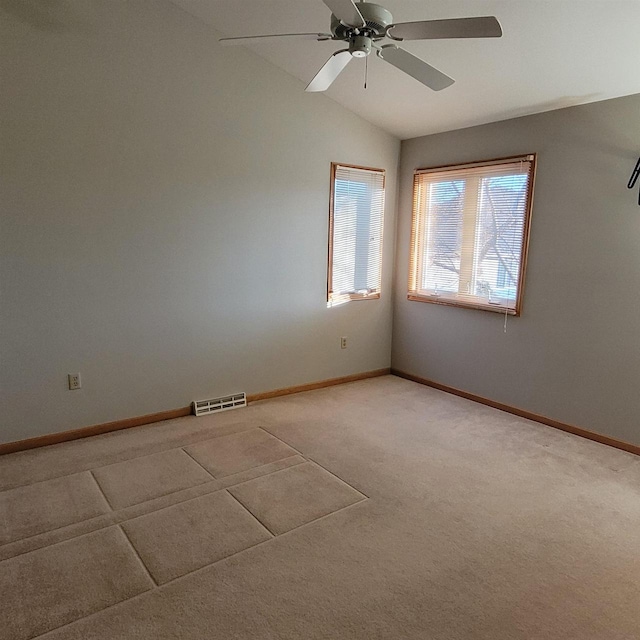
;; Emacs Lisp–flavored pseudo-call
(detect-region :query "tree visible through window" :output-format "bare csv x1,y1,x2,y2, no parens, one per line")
408,155,536,315
328,164,385,307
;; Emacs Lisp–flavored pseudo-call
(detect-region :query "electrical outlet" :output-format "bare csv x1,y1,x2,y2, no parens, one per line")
340,336,348,349
68,373,81,390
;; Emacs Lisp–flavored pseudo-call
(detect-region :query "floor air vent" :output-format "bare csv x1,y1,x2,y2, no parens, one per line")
193,392,247,416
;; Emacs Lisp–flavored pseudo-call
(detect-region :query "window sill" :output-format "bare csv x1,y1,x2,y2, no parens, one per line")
407,293,519,316
328,292,381,308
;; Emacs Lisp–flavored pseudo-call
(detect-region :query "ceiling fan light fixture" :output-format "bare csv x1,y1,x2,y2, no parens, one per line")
349,35,372,57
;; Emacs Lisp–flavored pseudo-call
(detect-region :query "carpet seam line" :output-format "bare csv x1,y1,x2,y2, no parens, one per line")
258,425,306,456
117,524,158,587
89,470,115,511
104,476,214,512
224,489,276,537
268,495,369,538
0,517,120,563
180,447,218,480
0,513,115,557
305,456,370,500
221,456,314,490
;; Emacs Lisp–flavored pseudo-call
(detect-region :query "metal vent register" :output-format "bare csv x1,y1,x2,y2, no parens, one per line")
193,392,247,416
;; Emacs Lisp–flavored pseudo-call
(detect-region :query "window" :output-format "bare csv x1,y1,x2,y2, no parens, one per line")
328,163,385,307
408,154,536,315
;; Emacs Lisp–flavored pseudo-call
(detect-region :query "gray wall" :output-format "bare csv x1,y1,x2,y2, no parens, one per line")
0,1,399,443
392,94,640,446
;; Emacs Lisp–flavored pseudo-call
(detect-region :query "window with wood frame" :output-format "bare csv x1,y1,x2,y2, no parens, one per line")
328,163,385,307
408,154,536,315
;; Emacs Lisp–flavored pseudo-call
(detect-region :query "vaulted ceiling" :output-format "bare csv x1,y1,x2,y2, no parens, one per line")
171,0,640,139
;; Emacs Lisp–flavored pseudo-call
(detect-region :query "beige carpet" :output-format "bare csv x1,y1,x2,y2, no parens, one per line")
2,375,640,639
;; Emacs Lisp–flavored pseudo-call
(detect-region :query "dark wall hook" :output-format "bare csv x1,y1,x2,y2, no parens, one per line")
628,157,640,205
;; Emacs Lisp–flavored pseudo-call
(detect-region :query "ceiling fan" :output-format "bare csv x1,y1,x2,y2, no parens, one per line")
219,0,502,92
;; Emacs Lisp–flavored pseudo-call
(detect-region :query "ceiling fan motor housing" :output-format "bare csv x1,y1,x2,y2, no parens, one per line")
331,2,393,40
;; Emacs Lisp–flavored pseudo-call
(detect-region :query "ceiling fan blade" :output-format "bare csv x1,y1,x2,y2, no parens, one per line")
387,16,502,41
219,33,332,45
377,45,454,91
322,0,366,28
305,50,352,92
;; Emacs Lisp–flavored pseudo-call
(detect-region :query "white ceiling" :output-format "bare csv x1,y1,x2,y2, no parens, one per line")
171,0,640,140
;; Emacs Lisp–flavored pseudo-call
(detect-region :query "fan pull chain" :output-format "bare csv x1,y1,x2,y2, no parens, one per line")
364,55,368,89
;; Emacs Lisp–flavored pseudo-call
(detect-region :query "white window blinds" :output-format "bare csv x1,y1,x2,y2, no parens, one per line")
328,164,385,306
409,155,536,315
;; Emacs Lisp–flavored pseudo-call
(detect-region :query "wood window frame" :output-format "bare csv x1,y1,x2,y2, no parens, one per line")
328,162,386,306
408,154,537,316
